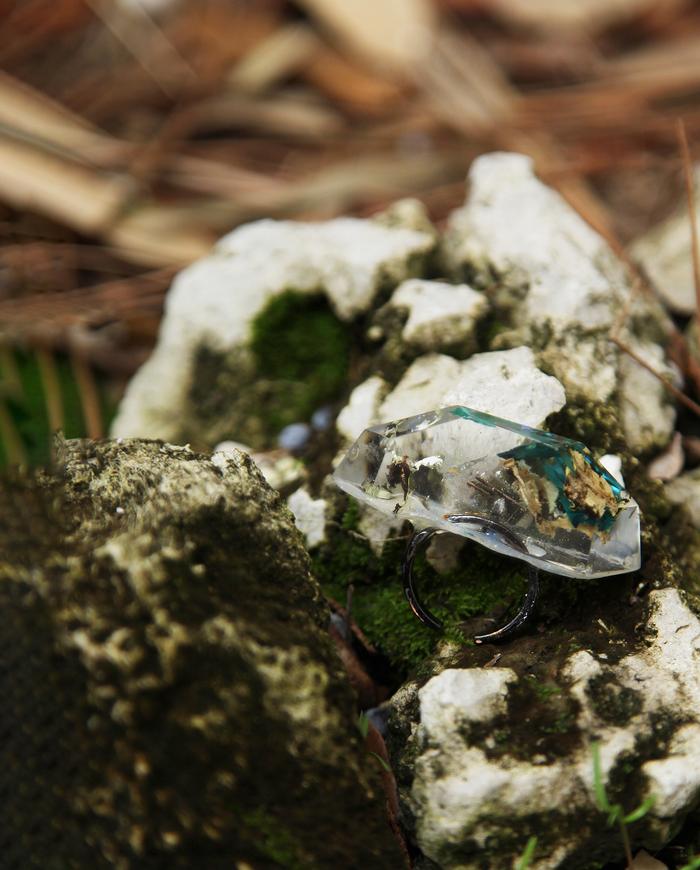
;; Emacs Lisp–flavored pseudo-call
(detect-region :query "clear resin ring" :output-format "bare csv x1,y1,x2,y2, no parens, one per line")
333,406,641,644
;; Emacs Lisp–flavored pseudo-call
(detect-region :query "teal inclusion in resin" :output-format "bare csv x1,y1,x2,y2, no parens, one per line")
333,405,641,579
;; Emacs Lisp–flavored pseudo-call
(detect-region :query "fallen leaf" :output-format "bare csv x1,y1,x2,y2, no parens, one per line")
293,0,435,74
647,432,684,481
629,849,668,869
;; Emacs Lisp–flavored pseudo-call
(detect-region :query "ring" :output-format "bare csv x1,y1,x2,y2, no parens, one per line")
334,405,641,644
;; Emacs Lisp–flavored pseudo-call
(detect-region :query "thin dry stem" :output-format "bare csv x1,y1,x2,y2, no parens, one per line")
611,334,700,416
677,118,700,318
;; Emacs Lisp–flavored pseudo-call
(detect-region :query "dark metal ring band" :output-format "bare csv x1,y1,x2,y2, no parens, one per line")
401,514,540,644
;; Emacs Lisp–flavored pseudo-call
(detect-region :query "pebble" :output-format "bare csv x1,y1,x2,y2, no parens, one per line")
311,406,334,432
278,423,312,452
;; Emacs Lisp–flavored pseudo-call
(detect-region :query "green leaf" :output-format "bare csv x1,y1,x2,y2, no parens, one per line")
357,712,370,739
679,856,700,870
514,836,538,870
369,751,392,773
622,794,656,824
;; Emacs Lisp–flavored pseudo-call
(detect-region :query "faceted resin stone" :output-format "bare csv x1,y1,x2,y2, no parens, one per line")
333,406,641,578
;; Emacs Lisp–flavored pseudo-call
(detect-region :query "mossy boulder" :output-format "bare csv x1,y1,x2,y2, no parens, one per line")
0,438,402,869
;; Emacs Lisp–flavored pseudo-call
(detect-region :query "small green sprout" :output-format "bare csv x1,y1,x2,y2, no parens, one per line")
514,836,538,870
591,741,656,867
357,711,370,738
357,712,392,773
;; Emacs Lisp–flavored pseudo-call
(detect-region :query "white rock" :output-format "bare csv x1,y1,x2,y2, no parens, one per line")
287,488,327,549
403,588,700,869
444,152,627,338
632,168,700,315
599,454,625,487
418,668,516,731
618,339,678,453
443,153,675,452
357,508,403,556
666,467,700,527
378,353,462,421
213,440,251,455
379,346,566,427
539,331,618,406
215,218,434,321
112,216,432,441
387,278,488,351
336,375,389,443
251,450,307,493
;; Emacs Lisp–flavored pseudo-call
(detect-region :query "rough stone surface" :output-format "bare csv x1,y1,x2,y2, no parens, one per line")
384,278,488,353
666,467,700,527
112,212,433,444
618,339,680,454
632,167,700,315
288,487,327,549
336,375,389,444
378,346,566,425
442,152,675,452
0,438,401,869
390,588,700,870
213,441,307,493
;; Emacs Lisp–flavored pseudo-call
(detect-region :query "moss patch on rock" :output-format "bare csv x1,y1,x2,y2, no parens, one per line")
187,291,352,449
313,497,529,678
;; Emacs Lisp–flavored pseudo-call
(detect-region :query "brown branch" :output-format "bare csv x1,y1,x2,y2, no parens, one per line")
677,118,700,319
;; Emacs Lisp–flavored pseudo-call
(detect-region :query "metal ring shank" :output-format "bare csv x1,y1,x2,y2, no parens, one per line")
401,514,540,644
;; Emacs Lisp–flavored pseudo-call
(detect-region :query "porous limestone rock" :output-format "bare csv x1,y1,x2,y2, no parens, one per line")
382,278,488,353
112,211,434,445
378,346,566,425
632,167,700,315
336,375,389,444
666,467,700,527
288,486,327,548
0,438,402,869
390,588,700,870
442,152,675,453
618,339,680,454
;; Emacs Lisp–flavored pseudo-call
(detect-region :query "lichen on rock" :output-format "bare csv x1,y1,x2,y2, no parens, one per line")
0,437,402,868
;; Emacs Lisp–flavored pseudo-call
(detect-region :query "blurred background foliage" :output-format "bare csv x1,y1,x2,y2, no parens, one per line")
2,0,700,463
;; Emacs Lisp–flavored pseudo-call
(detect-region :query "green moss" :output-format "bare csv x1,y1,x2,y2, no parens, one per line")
313,498,528,675
586,674,643,727
250,290,351,434
188,292,352,449
547,400,625,456
524,674,562,701
240,807,310,869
